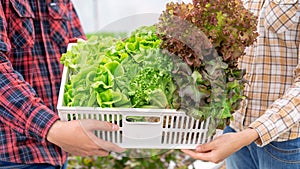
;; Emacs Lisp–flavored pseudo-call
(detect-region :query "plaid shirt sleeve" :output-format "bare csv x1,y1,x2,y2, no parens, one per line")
0,53,60,142
249,75,300,146
246,0,300,146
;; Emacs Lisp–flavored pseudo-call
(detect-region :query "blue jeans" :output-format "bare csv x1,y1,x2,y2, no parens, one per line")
0,160,68,169
223,126,300,169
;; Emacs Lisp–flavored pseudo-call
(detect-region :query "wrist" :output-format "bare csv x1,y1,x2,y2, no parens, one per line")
238,128,259,147
46,120,64,144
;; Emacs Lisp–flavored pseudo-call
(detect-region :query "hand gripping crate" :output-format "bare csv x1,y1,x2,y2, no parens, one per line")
57,45,213,149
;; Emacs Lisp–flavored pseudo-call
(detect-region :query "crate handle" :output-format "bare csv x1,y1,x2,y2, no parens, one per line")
124,115,161,124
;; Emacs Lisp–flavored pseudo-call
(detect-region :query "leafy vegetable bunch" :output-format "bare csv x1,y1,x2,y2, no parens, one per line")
60,36,124,107
156,0,258,128
157,0,258,67
61,26,180,109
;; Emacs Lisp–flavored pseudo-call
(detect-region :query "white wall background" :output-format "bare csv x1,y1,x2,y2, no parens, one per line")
72,0,192,33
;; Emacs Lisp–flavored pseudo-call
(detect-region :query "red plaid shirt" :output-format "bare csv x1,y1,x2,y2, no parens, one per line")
0,0,85,166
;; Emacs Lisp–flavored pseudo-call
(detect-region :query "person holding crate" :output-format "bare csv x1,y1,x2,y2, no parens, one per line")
182,0,300,168
0,1,124,168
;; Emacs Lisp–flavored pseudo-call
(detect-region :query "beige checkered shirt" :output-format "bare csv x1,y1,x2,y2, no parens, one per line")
230,0,300,146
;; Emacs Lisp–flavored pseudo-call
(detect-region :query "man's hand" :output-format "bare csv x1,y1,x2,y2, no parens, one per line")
47,119,125,156
181,128,259,163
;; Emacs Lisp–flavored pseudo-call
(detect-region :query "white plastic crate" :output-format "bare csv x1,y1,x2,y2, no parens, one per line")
57,44,213,149
57,66,213,149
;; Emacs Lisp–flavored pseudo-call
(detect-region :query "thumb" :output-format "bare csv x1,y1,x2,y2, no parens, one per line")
79,119,119,131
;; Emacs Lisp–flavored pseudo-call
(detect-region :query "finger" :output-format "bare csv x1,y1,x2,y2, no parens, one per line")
196,142,214,153
79,119,119,131
181,149,212,161
77,121,126,153
77,129,125,153
90,149,110,157
73,151,109,157
97,150,110,157
97,139,126,153
81,130,126,153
